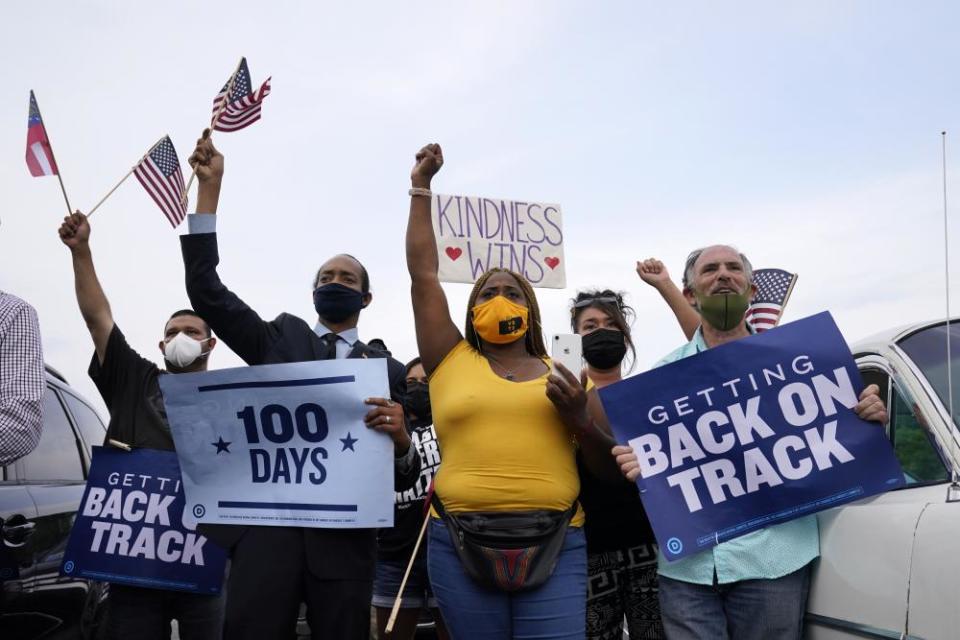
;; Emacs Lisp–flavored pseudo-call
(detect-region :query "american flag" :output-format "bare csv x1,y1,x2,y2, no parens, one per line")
134,136,187,228
211,57,272,132
746,268,798,332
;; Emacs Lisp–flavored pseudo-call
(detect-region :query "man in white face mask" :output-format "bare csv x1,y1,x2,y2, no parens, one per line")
59,211,224,639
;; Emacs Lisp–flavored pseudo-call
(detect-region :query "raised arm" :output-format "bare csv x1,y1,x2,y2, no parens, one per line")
180,130,279,365
637,258,700,340
58,213,113,363
406,144,462,374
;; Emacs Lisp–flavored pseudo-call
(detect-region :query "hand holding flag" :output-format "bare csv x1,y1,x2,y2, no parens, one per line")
188,129,224,214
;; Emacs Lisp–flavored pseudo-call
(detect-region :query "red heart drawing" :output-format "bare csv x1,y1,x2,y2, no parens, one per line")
545,257,561,270
445,247,463,261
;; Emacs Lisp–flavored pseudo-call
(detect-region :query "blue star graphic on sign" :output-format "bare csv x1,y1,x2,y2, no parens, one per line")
340,432,358,452
211,437,232,454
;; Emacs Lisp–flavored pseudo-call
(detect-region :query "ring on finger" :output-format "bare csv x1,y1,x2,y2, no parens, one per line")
385,415,391,424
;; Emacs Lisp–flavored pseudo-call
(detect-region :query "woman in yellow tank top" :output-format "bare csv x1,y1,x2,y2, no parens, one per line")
405,143,618,640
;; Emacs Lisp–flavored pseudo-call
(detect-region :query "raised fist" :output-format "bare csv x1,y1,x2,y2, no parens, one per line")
58,211,90,249
636,258,673,289
411,143,443,188
189,129,224,185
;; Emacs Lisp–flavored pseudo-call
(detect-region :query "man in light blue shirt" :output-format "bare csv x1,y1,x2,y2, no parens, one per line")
614,245,888,640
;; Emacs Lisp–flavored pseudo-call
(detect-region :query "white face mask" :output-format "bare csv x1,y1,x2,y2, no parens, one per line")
163,332,209,369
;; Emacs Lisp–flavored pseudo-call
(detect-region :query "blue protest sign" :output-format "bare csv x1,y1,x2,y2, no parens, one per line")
600,312,904,562
159,359,394,529
60,447,227,593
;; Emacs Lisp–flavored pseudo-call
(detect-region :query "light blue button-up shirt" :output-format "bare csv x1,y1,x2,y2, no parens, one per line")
314,324,359,359
654,326,820,585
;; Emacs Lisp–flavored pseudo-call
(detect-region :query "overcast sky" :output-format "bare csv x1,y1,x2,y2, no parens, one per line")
3,2,960,417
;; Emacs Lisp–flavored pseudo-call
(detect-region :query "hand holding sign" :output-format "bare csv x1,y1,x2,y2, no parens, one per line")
611,383,889,485
160,359,395,529
364,397,411,455
612,444,641,482
411,143,443,189
600,312,904,561
854,384,887,423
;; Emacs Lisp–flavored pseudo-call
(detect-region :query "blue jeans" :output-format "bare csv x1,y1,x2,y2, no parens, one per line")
427,518,587,640
372,550,437,609
658,563,811,640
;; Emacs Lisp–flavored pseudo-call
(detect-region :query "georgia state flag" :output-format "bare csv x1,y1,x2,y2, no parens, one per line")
26,91,59,177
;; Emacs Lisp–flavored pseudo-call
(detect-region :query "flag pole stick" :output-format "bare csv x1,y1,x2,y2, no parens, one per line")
181,57,244,208
33,91,73,215
86,169,134,218
384,514,431,634
55,174,72,216
87,136,165,218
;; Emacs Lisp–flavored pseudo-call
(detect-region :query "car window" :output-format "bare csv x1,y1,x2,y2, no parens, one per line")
62,392,107,455
19,389,85,482
898,321,960,430
890,386,949,485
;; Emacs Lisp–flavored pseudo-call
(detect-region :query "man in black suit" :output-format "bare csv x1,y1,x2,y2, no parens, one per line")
180,130,420,639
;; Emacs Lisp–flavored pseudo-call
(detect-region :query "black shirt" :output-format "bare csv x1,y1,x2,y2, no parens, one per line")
377,418,441,561
88,324,175,451
577,452,656,553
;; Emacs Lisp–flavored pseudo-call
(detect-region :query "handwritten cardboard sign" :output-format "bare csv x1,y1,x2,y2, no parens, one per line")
432,193,566,288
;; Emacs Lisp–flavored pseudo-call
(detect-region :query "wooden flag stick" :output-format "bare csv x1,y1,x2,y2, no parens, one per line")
384,514,431,634
55,173,72,216
181,57,245,208
87,136,166,218
33,91,73,215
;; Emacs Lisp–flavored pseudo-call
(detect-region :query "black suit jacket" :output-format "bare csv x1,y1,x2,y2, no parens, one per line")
180,231,418,580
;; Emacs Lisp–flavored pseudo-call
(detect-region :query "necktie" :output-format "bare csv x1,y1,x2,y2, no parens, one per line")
321,333,340,360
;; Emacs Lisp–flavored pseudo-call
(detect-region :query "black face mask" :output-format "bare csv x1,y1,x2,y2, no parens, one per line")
582,328,627,370
313,283,365,323
405,381,432,421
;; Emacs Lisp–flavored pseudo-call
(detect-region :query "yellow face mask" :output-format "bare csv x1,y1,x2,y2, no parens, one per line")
471,295,529,344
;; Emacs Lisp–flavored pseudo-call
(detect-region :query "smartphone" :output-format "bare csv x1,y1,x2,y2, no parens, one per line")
552,333,583,377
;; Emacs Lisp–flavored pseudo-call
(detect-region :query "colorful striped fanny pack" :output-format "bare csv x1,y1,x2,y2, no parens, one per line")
431,493,577,592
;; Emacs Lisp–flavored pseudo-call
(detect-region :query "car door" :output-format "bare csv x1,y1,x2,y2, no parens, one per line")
0,456,41,627
4,385,91,638
806,357,949,640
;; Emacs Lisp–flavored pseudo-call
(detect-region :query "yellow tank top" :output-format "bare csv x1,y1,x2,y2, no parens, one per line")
429,340,584,526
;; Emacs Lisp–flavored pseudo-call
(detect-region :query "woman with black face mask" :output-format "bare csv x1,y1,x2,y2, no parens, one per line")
572,290,665,640
372,358,449,640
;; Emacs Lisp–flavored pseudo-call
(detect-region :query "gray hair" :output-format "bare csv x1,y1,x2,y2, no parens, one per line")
682,245,754,289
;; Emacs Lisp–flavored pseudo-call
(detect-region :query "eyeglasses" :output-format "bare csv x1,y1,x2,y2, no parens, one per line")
572,296,620,309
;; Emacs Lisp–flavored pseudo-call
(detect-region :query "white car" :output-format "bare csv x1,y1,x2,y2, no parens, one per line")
807,319,960,640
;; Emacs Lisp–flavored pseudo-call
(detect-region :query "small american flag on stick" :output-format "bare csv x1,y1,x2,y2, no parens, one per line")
134,136,187,228
746,268,798,332
212,57,272,132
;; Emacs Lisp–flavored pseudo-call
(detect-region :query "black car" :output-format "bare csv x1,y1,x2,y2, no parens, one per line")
1,366,108,639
